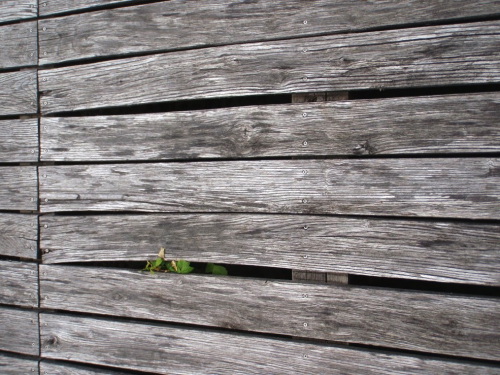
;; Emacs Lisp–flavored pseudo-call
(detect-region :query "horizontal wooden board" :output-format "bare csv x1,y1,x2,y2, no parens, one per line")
40,313,500,373
39,0,141,16
39,158,499,219
38,0,500,64
0,0,37,23
0,354,38,375
0,167,37,211
0,213,37,258
39,21,500,114
41,362,129,375
0,119,39,162
40,214,500,285
0,22,37,69
0,71,37,116
40,265,500,360
0,307,39,356
0,261,38,307
40,93,500,161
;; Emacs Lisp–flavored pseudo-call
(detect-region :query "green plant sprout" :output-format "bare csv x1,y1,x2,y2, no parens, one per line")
143,248,227,276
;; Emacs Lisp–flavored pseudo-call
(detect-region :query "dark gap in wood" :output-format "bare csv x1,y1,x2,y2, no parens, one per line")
40,358,163,375
0,65,38,74
0,255,39,263
0,209,37,214
0,350,40,362
0,114,33,121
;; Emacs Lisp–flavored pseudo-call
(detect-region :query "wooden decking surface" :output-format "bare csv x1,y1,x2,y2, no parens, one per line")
1,0,500,374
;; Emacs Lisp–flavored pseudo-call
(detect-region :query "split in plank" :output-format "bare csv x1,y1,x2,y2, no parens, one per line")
0,119,39,162
38,0,500,64
0,354,38,375
39,0,144,16
0,213,37,258
39,21,500,114
0,307,39,356
40,214,500,285
41,362,129,375
0,70,37,116
40,92,500,161
39,158,500,219
40,312,500,373
0,0,37,23
0,22,37,69
0,260,38,307
0,167,38,211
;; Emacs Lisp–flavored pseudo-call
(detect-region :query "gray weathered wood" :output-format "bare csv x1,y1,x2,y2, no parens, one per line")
0,354,38,375
0,0,37,23
40,313,500,373
0,260,38,307
0,307,39,356
0,119,39,162
39,21,500,114
39,158,500,219
40,93,500,161
0,22,37,69
0,213,37,258
38,0,500,64
40,265,500,360
41,362,128,375
39,0,141,16
0,167,37,211
0,71,37,116
39,214,500,285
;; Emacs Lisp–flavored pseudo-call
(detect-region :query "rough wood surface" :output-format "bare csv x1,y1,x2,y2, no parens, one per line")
0,22,37,69
0,307,39,356
0,71,37,116
0,260,38,307
40,93,500,161
39,0,142,16
0,167,37,211
39,21,500,113
39,158,500,219
40,313,500,373
38,0,500,64
0,213,37,258
41,362,130,375
0,119,39,162
0,354,38,375
0,0,37,23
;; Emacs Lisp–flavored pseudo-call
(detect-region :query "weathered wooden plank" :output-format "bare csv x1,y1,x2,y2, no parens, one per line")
40,93,500,161
0,22,37,69
0,260,38,307
0,214,37,258
39,158,500,219
39,214,500,285
41,313,500,373
0,307,39,356
0,0,37,23
40,265,500,360
0,71,37,116
39,21,500,114
39,0,142,16
38,0,500,64
41,362,130,375
0,167,37,211
0,119,39,162
0,354,38,375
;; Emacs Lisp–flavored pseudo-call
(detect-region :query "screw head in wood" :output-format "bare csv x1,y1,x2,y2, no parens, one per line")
303,255,308,259
302,198,308,204
303,322,308,327
303,225,309,230
302,140,308,146
42,27,46,31
302,112,307,117
303,20,308,24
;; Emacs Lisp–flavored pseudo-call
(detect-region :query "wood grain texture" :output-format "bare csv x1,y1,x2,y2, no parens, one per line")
0,71,37,116
40,313,500,373
40,214,500,285
39,158,500,219
0,119,39,162
38,0,500,64
40,93,500,161
0,260,38,307
39,0,142,16
41,362,130,375
39,21,500,114
0,354,38,375
0,213,37,258
0,307,39,356
0,22,37,69
40,265,500,360
0,0,37,23
0,167,37,211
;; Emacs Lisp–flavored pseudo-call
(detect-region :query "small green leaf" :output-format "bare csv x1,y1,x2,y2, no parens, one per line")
206,263,228,275
152,257,163,268
205,263,214,274
176,260,194,274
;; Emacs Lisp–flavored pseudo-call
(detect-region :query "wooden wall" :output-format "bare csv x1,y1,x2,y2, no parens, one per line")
1,0,499,373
